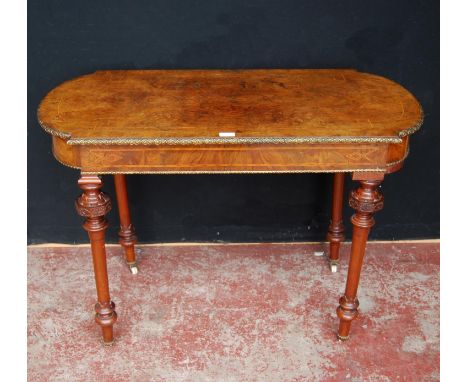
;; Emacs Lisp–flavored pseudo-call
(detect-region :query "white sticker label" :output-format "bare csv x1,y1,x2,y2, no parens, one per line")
219,132,236,137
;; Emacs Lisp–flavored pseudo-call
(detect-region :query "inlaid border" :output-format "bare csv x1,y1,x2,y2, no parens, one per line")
54,150,389,174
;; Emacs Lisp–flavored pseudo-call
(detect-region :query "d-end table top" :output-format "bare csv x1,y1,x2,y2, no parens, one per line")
38,69,423,146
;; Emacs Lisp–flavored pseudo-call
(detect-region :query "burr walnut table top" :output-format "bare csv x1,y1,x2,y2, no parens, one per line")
38,69,423,174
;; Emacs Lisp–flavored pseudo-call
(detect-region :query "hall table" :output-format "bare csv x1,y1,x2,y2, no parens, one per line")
38,69,423,344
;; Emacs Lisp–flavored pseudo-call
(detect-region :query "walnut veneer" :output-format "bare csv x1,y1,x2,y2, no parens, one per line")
38,69,422,344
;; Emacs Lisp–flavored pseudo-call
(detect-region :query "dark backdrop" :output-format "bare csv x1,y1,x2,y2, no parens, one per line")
27,0,439,244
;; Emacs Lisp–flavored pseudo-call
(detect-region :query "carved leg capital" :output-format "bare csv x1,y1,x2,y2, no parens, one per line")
349,180,383,228
76,176,112,224
337,179,383,340
76,175,116,344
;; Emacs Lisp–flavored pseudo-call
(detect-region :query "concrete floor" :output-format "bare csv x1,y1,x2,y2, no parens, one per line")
28,242,439,381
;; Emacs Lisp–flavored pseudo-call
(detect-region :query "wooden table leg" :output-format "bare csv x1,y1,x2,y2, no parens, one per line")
114,174,138,274
327,173,345,272
336,177,384,340
76,175,117,344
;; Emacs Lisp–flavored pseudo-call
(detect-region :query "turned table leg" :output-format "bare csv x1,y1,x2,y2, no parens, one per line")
76,175,117,344
336,178,384,340
327,173,345,272
114,174,139,274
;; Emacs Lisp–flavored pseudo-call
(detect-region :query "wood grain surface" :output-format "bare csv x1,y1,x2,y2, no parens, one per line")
38,69,422,144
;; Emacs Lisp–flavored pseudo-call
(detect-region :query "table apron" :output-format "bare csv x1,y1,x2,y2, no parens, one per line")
68,143,389,173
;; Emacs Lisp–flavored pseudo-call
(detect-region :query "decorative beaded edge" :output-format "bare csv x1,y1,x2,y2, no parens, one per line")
39,114,424,146
67,136,403,145
80,168,387,175
39,120,72,140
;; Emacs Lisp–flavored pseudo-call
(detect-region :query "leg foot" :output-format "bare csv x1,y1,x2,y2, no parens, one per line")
127,261,139,275
95,301,117,344
337,333,349,341
337,295,359,338
101,338,115,346
330,260,339,273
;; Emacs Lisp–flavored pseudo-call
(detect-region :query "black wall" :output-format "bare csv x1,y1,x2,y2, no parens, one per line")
27,0,439,244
